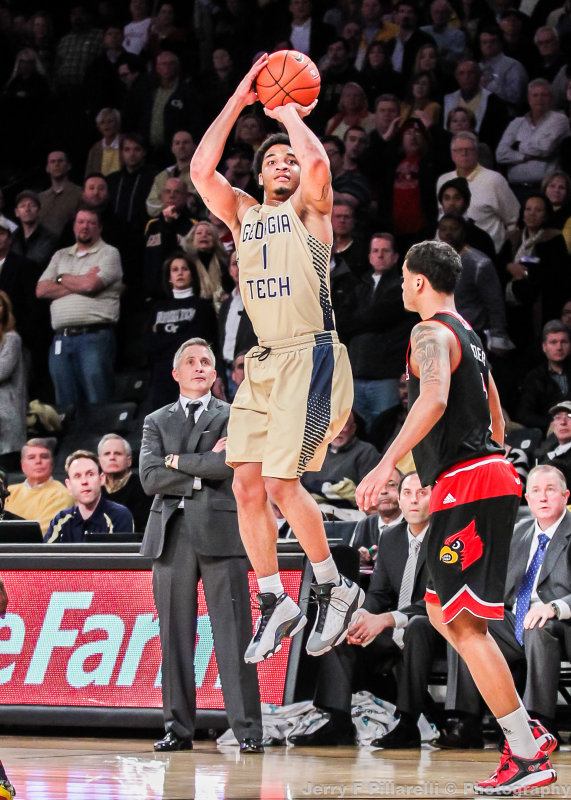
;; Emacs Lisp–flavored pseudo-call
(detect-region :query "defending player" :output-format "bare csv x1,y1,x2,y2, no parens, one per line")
356,241,556,795
0,577,16,799
190,56,363,663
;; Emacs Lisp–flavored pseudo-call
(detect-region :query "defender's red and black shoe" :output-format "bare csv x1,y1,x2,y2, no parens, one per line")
475,749,556,795
528,718,557,755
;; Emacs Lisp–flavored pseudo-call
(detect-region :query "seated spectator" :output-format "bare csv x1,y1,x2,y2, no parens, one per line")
380,119,438,253
501,194,570,346
478,25,528,114
144,177,195,298
420,0,466,71
84,107,121,177
446,106,493,170
437,177,496,263
218,249,256,399
399,71,442,129
346,233,416,429
36,208,123,406
182,220,230,309
289,471,435,748
325,82,375,139
443,60,509,152
359,41,403,109
145,130,197,218
11,190,58,269
38,151,83,237
437,132,520,254
146,251,218,410
323,135,371,220
496,80,570,203
351,466,404,566
233,113,267,152
98,433,151,532
4,438,72,534
538,401,571,488
331,200,367,277
302,411,381,514
542,170,571,253
221,142,260,199
311,37,363,135
515,320,571,433
45,450,134,543
437,214,513,353
0,291,26,456
439,465,571,746
529,26,566,82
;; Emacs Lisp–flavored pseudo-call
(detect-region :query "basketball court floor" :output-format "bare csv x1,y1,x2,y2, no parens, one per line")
2,735,570,799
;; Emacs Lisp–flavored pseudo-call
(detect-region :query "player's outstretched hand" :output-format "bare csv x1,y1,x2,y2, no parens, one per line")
263,99,318,121
356,460,395,511
0,578,8,618
234,53,269,106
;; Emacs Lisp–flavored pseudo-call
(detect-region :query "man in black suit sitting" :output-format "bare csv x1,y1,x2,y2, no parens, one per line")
289,471,442,747
438,464,571,747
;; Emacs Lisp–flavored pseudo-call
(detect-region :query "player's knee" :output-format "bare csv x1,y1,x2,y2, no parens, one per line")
263,477,296,506
233,472,266,507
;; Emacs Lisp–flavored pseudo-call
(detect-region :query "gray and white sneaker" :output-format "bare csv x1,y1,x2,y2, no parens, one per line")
244,592,307,664
306,576,364,657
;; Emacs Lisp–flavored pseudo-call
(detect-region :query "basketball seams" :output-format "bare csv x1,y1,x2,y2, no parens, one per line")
255,49,320,109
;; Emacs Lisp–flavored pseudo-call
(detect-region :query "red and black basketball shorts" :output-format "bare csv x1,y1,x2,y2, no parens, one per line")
424,455,522,623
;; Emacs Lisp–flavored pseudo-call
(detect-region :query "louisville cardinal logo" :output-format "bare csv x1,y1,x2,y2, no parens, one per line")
439,519,483,571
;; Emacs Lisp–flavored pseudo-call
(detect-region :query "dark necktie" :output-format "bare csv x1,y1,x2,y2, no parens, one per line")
186,401,201,427
514,533,549,645
393,538,421,647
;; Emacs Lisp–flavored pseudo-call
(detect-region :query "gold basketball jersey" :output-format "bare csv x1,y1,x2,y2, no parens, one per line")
237,197,334,343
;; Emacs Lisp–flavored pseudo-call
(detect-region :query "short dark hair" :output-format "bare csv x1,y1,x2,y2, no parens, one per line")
120,132,146,150
75,205,102,225
542,319,569,341
253,133,291,176
343,125,366,141
321,134,345,156
398,470,420,494
65,449,101,476
404,240,462,293
370,231,396,250
438,213,467,234
84,172,106,185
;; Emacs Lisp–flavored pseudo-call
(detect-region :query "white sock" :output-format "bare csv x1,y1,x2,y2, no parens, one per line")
311,555,340,585
257,573,284,598
497,705,538,759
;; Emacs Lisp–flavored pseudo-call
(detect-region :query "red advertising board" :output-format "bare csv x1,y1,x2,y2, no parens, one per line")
0,570,302,709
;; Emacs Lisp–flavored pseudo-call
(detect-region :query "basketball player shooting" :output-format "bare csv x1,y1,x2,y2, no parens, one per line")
190,54,363,664
356,241,557,795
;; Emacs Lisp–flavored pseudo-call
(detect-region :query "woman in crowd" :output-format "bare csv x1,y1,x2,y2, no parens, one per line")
84,108,121,176
325,82,375,138
0,291,26,456
413,43,456,99
360,41,403,109
501,194,571,346
447,105,494,168
399,70,442,128
542,170,571,253
182,220,231,310
146,252,218,410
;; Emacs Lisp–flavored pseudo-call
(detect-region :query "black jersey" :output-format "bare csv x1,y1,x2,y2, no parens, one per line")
407,310,503,486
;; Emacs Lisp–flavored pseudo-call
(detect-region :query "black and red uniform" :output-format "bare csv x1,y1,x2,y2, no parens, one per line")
407,310,522,623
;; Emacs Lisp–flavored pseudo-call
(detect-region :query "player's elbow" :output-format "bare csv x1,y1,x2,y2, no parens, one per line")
190,153,211,183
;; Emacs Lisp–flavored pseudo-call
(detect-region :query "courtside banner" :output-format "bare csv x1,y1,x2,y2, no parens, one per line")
0,570,301,708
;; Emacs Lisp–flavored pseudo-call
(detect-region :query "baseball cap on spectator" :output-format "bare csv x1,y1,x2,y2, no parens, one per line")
549,401,571,416
15,190,41,208
438,177,471,207
0,216,17,234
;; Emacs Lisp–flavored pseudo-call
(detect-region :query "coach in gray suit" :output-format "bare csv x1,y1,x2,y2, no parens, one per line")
139,336,263,753
439,463,571,746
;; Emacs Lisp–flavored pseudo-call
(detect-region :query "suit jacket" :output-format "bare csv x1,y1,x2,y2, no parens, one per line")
364,521,428,620
504,511,571,611
139,396,245,560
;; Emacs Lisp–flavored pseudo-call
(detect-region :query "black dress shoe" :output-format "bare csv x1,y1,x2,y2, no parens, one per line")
289,718,356,746
433,716,483,749
240,738,264,754
371,718,421,749
154,731,193,751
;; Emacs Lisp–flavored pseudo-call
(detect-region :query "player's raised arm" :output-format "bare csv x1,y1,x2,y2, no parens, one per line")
190,54,268,232
264,102,332,216
356,321,452,510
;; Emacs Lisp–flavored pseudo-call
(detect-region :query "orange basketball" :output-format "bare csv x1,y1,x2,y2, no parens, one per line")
255,50,320,110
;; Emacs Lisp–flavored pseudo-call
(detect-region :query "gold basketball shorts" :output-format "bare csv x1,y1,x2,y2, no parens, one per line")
226,331,354,478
